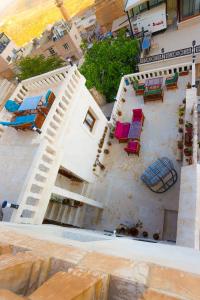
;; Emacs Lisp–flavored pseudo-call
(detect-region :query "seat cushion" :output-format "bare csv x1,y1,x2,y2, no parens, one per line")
5,100,20,113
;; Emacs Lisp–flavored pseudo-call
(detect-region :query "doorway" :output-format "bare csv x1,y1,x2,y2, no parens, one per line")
167,0,178,27
163,209,178,242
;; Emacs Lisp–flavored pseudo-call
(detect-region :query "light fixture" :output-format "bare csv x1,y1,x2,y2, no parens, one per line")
2,201,19,209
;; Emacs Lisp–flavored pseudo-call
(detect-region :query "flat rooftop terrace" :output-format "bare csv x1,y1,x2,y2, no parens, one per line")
84,73,191,242
150,22,200,56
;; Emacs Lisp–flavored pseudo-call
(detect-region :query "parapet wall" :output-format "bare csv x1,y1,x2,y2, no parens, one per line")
0,225,199,299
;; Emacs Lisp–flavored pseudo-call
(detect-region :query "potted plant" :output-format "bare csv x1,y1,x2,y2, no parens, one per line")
184,147,193,157
104,149,110,155
153,233,160,240
142,231,148,238
178,141,183,150
129,227,139,237
117,110,122,117
179,118,184,125
185,121,193,134
109,132,114,139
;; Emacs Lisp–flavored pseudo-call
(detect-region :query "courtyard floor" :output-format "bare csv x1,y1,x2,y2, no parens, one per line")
84,74,191,242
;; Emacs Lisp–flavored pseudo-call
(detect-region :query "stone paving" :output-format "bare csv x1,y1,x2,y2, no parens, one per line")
85,75,191,241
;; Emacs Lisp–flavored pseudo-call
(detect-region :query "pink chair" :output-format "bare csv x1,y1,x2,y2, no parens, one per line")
114,121,130,143
132,109,145,125
124,140,141,156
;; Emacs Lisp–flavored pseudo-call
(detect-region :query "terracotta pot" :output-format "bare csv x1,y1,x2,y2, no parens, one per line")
184,148,192,157
129,227,139,237
104,149,109,154
153,233,159,240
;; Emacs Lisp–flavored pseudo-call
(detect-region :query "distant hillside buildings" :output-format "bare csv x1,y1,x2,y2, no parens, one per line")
23,20,83,63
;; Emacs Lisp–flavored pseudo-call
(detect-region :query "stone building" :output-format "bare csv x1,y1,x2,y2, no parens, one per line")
28,20,83,63
95,0,125,32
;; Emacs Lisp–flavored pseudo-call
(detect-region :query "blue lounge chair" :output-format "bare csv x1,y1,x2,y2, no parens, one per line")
5,100,20,113
0,114,42,134
43,90,55,107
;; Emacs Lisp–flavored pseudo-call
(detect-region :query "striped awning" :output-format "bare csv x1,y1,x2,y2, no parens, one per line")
125,0,147,11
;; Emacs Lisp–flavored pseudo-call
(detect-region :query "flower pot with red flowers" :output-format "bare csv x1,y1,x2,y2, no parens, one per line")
184,147,193,157
185,133,193,147
185,121,193,134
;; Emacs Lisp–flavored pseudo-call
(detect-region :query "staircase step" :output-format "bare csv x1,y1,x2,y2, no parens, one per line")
45,201,53,219
56,204,65,222
61,206,71,224
73,205,85,228
67,207,77,225
49,202,60,221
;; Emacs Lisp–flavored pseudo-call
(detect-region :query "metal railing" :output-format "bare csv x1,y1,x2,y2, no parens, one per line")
140,45,200,64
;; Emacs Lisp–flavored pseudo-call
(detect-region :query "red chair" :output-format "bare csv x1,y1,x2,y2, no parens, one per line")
114,121,130,143
132,109,145,125
124,141,141,156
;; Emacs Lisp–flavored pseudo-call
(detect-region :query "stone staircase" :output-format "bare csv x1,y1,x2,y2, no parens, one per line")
45,201,86,228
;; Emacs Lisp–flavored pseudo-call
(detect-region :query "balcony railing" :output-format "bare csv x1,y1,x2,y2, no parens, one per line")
139,44,200,65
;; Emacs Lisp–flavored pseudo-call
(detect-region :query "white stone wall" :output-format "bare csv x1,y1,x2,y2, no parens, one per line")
176,164,200,249
0,144,38,221
60,82,108,183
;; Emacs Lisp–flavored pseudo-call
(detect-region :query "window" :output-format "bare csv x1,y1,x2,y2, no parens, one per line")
149,0,165,8
48,47,56,55
6,56,11,62
63,43,70,50
83,110,96,132
132,2,148,15
180,0,200,20
0,33,10,54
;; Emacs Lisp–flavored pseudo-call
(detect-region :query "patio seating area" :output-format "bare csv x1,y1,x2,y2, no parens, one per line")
114,109,145,156
133,73,179,103
0,90,56,133
84,70,191,241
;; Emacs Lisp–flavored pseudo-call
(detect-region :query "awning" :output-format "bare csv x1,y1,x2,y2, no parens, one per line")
125,0,147,12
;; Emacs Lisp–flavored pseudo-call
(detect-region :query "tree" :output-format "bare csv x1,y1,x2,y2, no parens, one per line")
80,31,140,102
17,55,66,80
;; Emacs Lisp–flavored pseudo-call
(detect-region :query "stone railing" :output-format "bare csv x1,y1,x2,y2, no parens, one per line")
110,62,192,126
22,65,72,91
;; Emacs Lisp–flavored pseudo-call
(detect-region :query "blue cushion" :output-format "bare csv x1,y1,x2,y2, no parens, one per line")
0,114,36,126
5,100,20,112
44,90,52,106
